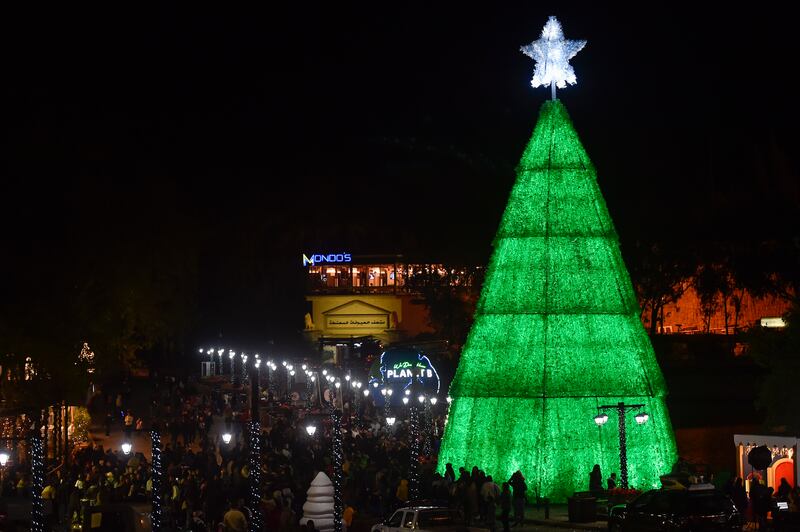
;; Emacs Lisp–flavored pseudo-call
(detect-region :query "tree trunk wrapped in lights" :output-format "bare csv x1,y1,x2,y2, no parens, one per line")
331,408,344,532
409,405,420,501
31,435,45,532
151,428,163,531
438,100,677,502
248,419,263,529
248,362,263,529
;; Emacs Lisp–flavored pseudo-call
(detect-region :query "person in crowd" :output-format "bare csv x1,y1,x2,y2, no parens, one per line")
396,478,409,504
777,477,791,501
499,482,512,532
123,411,134,439
223,499,248,531
481,474,500,518
509,470,527,527
607,472,617,490
732,477,748,514
589,464,602,493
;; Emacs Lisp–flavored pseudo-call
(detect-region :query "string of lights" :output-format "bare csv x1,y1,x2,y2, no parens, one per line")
30,435,44,532
423,400,432,457
249,419,263,530
151,428,163,531
331,407,343,532
409,405,420,501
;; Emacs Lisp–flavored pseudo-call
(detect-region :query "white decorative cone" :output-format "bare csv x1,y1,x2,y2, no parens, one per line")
300,471,335,532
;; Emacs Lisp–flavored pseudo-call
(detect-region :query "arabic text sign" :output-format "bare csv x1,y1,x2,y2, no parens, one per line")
326,314,389,329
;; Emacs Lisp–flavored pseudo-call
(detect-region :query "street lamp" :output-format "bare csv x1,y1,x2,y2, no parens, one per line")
385,416,396,426
594,402,648,489
222,432,232,445
305,425,317,436
0,452,9,467
121,442,132,455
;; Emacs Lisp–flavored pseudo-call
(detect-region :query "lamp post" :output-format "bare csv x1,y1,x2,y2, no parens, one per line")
593,402,649,489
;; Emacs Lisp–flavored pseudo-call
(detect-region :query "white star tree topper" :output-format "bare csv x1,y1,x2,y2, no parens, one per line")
521,16,586,100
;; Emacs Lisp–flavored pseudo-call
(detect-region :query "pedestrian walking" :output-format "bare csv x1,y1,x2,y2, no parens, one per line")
499,482,511,532
509,470,527,527
124,411,134,439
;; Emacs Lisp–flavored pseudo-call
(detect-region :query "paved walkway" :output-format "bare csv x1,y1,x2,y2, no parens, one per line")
523,504,607,530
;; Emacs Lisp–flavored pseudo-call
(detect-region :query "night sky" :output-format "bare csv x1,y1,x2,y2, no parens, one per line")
3,3,799,347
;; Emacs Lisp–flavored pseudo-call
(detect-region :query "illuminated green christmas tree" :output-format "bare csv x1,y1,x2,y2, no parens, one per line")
438,18,677,502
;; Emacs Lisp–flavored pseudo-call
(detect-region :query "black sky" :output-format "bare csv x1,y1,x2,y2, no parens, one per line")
3,2,799,346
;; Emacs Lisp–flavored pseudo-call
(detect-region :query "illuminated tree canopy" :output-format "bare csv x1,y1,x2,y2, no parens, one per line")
438,100,677,502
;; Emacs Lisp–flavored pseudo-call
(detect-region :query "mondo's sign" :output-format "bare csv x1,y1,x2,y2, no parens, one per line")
302,252,352,267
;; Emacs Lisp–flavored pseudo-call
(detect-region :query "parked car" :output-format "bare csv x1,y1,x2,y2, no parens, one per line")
608,486,742,531
370,506,487,532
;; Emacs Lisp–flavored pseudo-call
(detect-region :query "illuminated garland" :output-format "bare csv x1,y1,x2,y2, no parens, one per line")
249,420,263,530
331,408,343,532
54,406,61,460
31,435,44,532
42,410,48,461
422,402,432,457
409,405,420,501
438,100,677,502
151,429,162,531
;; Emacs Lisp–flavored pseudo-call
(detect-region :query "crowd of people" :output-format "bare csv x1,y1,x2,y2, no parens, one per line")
723,475,800,528
3,373,800,531
1,374,468,531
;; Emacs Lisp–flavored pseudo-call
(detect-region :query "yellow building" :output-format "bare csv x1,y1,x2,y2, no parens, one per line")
302,252,479,360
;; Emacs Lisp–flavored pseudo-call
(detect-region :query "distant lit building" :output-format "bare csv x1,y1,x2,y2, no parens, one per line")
301,252,480,361
642,287,790,334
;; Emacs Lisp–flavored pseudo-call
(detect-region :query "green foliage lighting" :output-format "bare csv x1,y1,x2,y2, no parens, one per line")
438,100,677,502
